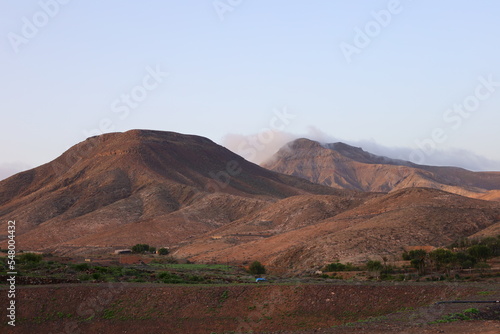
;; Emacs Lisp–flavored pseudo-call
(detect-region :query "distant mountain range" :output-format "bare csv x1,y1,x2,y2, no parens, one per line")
1,130,499,273
263,138,500,201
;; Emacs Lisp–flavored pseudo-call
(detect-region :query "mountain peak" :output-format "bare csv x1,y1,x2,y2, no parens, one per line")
288,138,323,150
264,137,500,196
326,142,363,153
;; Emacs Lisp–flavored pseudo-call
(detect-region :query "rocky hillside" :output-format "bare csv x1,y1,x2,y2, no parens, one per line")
263,138,500,199
2,130,500,273
174,187,500,273
0,130,342,255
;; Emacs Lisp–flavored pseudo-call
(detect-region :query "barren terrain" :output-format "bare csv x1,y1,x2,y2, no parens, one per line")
263,138,500,199
2,130,500,273
1,282,498,334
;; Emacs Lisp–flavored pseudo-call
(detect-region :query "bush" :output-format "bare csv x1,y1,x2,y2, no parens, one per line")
366,260,383,272
404,250,427,275
157,271,183,284
467,245,493,262
72,263,90,271
131,244,150,253
325,262,347,271
455,252,477,269
19,253,43,264
248,261,266,275
158,248,169,255
429,249,455,269
78,274,91,281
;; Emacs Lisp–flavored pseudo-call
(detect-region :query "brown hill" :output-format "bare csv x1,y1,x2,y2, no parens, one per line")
263,138,500,199
175,188,500,273
2,130,500,274
0,130,343,255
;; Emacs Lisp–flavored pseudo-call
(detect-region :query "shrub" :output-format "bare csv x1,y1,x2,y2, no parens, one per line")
78,274,91,281
157,271,183,284
429,249,455,269
455,252,476,269
467,245,493,262
325,262,347,271
248,261,266,275
72,263,90,271
158,248,169,255
404,250,427,275
19,253,43,264
366,260,383,272
131,244,150,253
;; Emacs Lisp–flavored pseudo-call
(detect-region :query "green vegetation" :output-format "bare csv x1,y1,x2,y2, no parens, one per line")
449,235,500,256
248,261,266,275
316,235,500,282
467,245,493,262
157,271,184,284
430,308,479,324
1,254,252,285
149,263,229,271
158,247,169,255
325,262,347,271
399,235,500,277
72,263,91,271
324,261,358,271
131,244,152,253
366,260,383,272
402,249,427,275
18,252,43,264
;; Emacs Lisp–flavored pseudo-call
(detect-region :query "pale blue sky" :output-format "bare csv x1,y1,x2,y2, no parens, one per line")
1,0,500,179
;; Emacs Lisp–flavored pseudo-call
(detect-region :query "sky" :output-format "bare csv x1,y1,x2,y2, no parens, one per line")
1,0,500,181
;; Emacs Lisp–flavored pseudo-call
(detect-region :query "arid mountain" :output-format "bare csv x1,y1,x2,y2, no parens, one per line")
0,130,343,255
175,187,500,273
262,138,500,199
2,130,500,273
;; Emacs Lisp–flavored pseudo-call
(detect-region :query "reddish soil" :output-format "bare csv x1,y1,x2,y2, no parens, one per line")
1,282,497,333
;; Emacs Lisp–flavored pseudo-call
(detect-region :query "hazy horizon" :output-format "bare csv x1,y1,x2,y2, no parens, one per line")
2,1,500,180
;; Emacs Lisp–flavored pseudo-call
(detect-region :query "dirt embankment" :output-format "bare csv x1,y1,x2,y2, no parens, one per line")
0,282,487,333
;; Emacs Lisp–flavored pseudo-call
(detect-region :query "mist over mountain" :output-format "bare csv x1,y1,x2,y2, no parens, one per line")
222,127,500,172
263,138,500,200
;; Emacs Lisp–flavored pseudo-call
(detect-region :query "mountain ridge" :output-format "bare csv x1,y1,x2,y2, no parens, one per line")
2,130,500,272
263,138,500,198
0,130,346,256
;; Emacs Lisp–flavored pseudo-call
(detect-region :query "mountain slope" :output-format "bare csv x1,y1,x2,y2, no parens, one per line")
0,130,345,254
263,138,500,199
175,188,500,273
3,130,500,273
